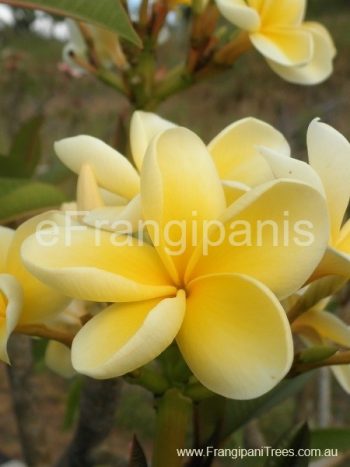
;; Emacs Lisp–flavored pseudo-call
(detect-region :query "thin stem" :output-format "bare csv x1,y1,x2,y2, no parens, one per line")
71,53,127,95
15,324,74,347
289,350,350,377
95,68,128,95
125,367,170,395
150,32,251,108
152,388,192,467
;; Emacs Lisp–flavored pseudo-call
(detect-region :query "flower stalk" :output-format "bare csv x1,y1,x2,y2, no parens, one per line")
152,388,192,467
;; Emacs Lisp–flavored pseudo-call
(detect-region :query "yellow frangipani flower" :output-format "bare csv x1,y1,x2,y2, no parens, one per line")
54,112,175,230
255,121,350,279
292,301,350,394
130,111,292,207
0,215,69,362
215,0,336,84
23,127,329,399
206,117,350,280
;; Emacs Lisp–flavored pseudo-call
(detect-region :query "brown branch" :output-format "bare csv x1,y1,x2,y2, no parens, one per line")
55,377,122,467
289,350,350,377
15,324,74,347
7,335,51,467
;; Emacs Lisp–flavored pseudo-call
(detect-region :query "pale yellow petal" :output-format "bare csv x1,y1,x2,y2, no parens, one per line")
0,227,14,272
258,146,325,195
216,0,260,31
177,273,293,399
22,226,175,303
83,195,142,233
0,274,23,363
72,291,186,378
76,164,104,211
267,22,336,85
313,247,350,279
251,27,313,66
130,111,176,172
252,0,306,27
222,180,250,206
141,127,226,283
331,365,350,395
54,135,140,200
7,213,69,324
294,309,350,348
307,120,350,240
208,117,290,186
45,341,76,378
99,188,128,206
188,180,329,299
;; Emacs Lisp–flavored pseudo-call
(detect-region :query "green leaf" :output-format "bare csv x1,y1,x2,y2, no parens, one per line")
128,435,148,467
0,155,19,178
311,428,350,455
0,177,67,223
1,0,141,46
263,423,310,467
221,374,312,440
8,115,43,177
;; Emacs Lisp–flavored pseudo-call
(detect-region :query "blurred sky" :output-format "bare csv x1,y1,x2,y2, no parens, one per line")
0,5,69,39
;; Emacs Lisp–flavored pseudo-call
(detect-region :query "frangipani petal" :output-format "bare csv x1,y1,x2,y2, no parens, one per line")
22,227,175,303
293,309,350,348
258,146,325,195
267,22,336,85
83,195,142,232
45,341,76,378
253,0,306,28
99,188,128,206
130,111,176,172
0,274,23,363
222,181,250,206
313,247,350,279
331,365,350,395
177,273,293,399
216,0,260,32
7,213,69,324
72,290,186,378
251,27,313,66
76,164,104,211
189,180,329,299
141,127,226,282
55,135,140,200
0,227,14,272
208,117,290,186
337,218,350,249
307,120,350,240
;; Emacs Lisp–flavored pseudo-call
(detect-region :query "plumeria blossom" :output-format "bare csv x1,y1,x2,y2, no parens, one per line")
23,127,328,399
129,111,292,206
292,299,350,394
256,121,350,279
0,215,69,363
215,0,336,85
55,112,175,231
208,117,350,280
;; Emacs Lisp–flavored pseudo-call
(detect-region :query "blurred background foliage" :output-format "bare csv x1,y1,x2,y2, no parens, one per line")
0,0,350,465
